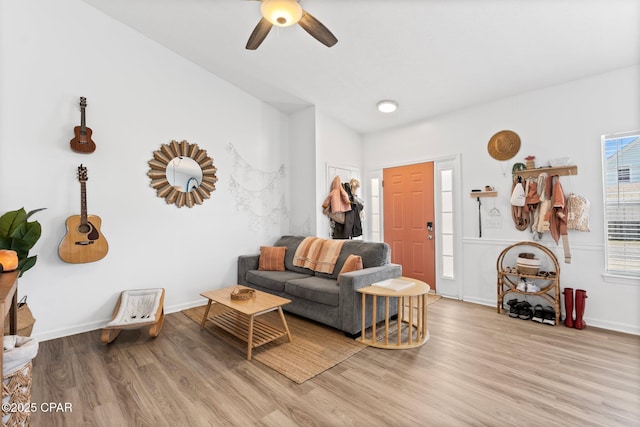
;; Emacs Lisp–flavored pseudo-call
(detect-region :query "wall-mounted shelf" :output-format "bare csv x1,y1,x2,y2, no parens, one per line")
469,191,497,198
513,165,578,179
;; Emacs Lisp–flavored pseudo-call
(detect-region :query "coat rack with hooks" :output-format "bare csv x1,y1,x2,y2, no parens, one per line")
512,165,578,180
469,191,498,238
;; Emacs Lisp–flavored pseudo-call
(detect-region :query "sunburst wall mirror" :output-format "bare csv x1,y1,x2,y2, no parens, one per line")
147,140,218,208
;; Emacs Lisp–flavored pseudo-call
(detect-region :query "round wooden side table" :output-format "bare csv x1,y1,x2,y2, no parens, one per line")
356,277,430,349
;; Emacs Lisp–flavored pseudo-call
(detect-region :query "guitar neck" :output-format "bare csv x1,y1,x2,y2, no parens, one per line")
80,105,87,135
80,181,88,225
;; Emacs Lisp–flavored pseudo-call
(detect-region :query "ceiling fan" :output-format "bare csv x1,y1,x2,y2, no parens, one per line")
246,0,338,50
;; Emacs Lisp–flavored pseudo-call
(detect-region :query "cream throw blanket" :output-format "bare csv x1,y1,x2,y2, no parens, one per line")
293,237,346,274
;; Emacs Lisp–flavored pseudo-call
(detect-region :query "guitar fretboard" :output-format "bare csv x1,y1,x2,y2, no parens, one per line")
80,181,88,226
80,105,87,137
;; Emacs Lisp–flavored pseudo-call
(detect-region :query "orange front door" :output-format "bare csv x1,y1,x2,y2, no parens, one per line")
383,162,436,290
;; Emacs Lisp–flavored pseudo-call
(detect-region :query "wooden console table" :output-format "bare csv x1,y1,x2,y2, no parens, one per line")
0,270,19,376
357,277,430,349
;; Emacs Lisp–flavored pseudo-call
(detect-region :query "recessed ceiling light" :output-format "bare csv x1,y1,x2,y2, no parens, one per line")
377,100,398,113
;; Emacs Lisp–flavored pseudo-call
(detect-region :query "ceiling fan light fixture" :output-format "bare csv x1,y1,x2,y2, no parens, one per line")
261,0,303,27
377,100,398,113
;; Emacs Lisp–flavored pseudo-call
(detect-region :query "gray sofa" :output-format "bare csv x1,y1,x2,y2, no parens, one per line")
237,235,402,335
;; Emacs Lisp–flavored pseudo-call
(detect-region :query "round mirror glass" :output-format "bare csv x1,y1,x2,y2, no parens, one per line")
166,156,203,192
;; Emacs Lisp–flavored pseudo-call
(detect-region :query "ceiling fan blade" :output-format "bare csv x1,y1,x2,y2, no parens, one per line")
246,18,273,50
298,10,338,47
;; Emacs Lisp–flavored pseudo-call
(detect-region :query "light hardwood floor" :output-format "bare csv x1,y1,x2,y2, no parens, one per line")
29,299,639,426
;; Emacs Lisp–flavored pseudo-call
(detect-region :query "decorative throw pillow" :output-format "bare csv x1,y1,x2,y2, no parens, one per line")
338,254,363,280
258,246,286,271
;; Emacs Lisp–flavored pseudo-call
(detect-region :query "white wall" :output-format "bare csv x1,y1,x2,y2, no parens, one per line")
363,66,640,334
0,0,291,340
315,111,363,237
288,107,316,236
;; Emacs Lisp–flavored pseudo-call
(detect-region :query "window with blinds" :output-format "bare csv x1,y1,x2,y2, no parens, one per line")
602,131,640,277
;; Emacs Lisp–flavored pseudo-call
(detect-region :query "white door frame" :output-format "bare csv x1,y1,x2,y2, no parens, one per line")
367,154,463,298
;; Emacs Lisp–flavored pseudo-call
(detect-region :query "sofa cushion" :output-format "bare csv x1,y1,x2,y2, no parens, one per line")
285,276,340,307
338,254,363,279
258,246,287,271
246,270,312,293
315,240,391,280
273,236,313,274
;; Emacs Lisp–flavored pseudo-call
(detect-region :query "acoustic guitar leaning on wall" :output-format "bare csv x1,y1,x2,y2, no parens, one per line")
58,164,109,264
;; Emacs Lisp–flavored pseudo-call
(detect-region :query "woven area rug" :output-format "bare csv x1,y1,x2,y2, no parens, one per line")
182,293,442,384
182,304,366,384
427,293,442,305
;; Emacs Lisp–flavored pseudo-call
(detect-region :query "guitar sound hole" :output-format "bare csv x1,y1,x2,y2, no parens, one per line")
78,224,91,234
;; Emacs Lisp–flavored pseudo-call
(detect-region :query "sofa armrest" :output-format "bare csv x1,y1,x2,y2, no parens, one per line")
238,254,260,286
338,263,402,334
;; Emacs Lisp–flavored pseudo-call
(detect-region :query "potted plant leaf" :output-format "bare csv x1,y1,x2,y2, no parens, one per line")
0,208,44,337
0,208,45,277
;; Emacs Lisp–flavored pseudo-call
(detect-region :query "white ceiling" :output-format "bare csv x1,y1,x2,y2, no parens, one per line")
82,0,639,135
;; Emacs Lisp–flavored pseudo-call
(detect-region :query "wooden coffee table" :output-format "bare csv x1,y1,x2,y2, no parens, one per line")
200,285,292,360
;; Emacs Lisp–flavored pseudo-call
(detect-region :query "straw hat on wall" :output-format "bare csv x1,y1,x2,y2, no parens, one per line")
487,130,521,161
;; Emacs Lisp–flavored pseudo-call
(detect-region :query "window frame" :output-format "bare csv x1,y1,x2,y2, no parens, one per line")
601,130,640,280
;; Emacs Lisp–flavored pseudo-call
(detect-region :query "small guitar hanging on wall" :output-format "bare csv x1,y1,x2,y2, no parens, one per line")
70,97,96,153
58,164,109,263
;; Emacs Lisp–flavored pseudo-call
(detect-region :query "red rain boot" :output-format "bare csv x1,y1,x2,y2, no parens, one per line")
574,289,587,330
563,287,574,328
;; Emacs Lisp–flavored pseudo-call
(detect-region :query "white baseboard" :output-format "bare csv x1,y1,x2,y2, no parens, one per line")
582,318,640,336
451,296,640,336
30,297,640,341
31,300,207,342
461,296,495,307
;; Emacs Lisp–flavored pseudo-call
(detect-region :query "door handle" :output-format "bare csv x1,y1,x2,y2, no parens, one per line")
427,235,433,240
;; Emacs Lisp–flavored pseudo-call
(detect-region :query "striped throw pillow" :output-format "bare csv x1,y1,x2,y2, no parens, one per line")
258,246,287,271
